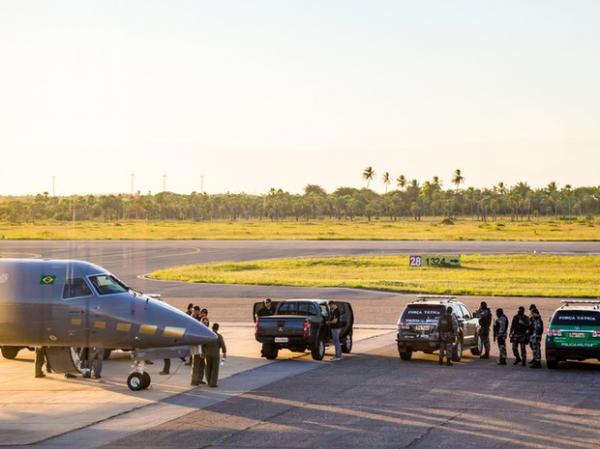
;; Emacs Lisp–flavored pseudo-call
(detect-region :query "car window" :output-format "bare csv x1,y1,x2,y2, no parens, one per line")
320,304,329,318
89,275,128,295
452,304,463,317
402,305,445,323
460,305,470,318
298,302,318,316
552,311,600,326
277,302,297,314
63,278,92,299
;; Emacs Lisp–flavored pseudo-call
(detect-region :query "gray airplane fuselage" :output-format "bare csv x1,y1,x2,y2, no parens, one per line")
0,259,215,349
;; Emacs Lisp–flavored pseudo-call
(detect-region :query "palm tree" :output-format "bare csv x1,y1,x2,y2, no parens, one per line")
396,175,407,190
382,172,391,193
432,176,441,188
452,169,464,191
362,166,375,188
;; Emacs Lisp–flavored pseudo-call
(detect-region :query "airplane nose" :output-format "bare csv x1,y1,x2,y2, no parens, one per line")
182,318,217,346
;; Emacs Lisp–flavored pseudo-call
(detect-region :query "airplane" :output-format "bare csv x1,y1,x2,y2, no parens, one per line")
0,258,216,390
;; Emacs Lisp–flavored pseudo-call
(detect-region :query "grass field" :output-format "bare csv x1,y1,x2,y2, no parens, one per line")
150,254,600,298
0,218,599,240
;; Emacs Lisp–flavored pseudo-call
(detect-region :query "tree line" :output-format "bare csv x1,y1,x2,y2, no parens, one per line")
1,170,599,223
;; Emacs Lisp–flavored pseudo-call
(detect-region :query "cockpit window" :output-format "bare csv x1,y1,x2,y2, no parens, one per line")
63,278,93,299
89,275,129,295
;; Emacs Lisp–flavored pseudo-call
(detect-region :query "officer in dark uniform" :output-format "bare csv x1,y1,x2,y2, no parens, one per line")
493,308,509,365
510,306,530,366
437,306,457,366
475,301,492,359
256,298,275,320
529,308,544,369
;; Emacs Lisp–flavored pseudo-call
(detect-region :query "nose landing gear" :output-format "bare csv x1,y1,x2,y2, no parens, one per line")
127,360,151,391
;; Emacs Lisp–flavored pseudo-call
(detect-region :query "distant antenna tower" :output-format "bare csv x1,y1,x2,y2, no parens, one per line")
52,176,56,196
162,173,167,192
130,173,135,196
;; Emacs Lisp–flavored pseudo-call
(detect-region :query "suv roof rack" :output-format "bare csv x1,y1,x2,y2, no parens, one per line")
560,299,600,308
415,295,456,302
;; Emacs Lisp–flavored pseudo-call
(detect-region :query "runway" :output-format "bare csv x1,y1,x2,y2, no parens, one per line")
1,240,599,301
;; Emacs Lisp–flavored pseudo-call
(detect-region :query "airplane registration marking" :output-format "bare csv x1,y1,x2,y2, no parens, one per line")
70,318,82,326
139,324,157,335
94,321,106,329
163,326,185,338
117,323,131,332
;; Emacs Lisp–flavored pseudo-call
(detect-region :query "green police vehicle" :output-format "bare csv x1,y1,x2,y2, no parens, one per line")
545,300,600,369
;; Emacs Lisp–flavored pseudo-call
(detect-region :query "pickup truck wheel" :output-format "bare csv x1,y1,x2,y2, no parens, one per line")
262,344,278,360
1,346,22,359
311,337,325,361
451,337,463,362
399,349,412,361
341,333,353,354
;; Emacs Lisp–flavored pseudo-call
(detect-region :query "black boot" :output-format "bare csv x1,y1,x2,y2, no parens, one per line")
497,358,506,365
530,361,542,369
446,360,453,366
513,358,521,365
521,358,526,367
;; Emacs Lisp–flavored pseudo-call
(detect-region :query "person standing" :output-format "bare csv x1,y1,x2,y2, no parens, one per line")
85,346,104,379
191,316,211,386
510,306,530,366
326,301,342,361
438,306,457,366
529,308,544,369
475,301,492,359
256,298,275,321
493,308,509,365
204,323,227,387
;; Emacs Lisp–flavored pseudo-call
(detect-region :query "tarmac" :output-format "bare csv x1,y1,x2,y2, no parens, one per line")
0,240,599,448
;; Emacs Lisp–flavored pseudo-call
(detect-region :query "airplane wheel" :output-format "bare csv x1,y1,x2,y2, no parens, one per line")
1,346,21,359
127,372,145,391
142,372,151,389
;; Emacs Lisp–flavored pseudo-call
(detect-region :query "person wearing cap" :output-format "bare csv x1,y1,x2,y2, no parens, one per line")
326,301,343,361
475,301,492,359
493,308,509,365
529,308,544,369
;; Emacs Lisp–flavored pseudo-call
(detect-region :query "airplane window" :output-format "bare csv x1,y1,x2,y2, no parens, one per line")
89,275,128,295
63,278,92,299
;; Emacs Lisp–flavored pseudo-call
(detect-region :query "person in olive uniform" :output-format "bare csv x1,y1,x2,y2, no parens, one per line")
529,308,544,369
493,308,509,365
475,301,492,359
204,322,227,387
438,307,458,366
191,315,209,386
510,306,530,366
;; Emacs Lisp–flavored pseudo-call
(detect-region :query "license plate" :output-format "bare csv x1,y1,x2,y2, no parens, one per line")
415,325,430,332
274,337,289,343
569,332,585,338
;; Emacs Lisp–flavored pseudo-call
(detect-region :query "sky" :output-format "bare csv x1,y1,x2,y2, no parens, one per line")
1,0,599,196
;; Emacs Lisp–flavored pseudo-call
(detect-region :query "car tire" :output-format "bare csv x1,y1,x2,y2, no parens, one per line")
262,344,279,360
311,337,325,361
546,359,559,369
341,333,353,354
451,337,463,362
1,346,21,360
399,349,413,361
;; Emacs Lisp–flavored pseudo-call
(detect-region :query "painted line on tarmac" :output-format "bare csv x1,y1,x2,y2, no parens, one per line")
12,331,394,449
